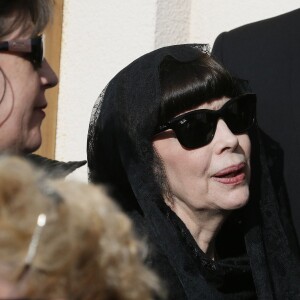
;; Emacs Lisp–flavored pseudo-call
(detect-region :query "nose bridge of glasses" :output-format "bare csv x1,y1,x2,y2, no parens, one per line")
210,106,227,131
213,119,239,153
216,117,233,133
214,97,244,133
213,101,237,136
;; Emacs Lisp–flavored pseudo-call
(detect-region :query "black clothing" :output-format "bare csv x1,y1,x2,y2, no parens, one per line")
87,44,300,299
144,206,257,299
212,8,300,242
26,154,86,178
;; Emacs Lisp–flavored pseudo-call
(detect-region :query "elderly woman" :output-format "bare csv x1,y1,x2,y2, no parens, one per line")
87,45,300,299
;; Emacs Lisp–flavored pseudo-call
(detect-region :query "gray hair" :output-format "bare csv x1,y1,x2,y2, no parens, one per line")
0,0,54,39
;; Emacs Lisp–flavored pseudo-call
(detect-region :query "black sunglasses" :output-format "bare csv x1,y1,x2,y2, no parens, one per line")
154,94,257,149
0,36,43,68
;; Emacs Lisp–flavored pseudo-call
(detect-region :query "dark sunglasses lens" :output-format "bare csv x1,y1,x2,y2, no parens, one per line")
175,113,216,148
225,96,256,134
174,95,255,149
31,37,43,68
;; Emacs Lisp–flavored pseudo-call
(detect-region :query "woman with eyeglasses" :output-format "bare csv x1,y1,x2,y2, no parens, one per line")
0,0,58,153
87,44,300,299
0,1,85,177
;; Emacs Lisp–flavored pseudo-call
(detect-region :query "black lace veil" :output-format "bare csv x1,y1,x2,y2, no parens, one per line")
87,44,300,299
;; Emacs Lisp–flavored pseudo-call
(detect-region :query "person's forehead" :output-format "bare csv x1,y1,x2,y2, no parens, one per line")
176,96,230,118
196,97,230,110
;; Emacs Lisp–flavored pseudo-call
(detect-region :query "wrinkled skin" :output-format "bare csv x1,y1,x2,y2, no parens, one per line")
0,26,58,153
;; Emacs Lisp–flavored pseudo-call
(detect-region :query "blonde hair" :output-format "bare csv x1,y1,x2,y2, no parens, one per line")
0,156,164,299
0,0,54,39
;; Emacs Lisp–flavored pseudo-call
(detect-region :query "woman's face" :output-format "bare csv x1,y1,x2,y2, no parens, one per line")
0,25,58,153
153,97,251,215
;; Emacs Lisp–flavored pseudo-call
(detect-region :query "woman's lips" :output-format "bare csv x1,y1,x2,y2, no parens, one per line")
212,162,246,185
34,101,47,113
34,106,46,119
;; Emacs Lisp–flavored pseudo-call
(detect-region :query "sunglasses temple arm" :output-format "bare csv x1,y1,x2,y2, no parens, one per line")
155,124,169,134
7,39,32,53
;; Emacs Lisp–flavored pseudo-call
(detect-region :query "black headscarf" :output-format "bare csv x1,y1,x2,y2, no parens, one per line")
87,44,300,299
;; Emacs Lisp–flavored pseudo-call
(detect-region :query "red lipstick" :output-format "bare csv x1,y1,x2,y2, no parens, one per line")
213,163,246,185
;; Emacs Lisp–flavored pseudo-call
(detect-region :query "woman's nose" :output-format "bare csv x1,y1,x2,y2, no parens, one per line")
213,119,239,154
39,59,58,89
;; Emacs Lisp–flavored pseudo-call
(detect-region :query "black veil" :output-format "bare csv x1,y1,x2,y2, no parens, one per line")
87,44,300,299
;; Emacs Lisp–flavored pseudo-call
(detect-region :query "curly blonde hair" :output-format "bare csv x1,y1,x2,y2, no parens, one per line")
0,156,164,299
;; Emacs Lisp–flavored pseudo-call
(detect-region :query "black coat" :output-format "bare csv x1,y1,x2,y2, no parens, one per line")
212,8,300,242
87,44,300,299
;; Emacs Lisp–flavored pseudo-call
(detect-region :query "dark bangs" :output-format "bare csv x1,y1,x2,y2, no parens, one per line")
158,54,243,124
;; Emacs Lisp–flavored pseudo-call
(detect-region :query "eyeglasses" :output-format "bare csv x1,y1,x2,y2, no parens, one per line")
0,36,43,68
154,94,257,149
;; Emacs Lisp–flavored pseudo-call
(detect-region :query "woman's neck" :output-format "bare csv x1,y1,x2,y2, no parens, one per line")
169,201,228,259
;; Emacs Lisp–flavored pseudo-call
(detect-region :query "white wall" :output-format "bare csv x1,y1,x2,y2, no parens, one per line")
55,0,300,181
155,0,191,48
56,0,157,181
190,0,300,47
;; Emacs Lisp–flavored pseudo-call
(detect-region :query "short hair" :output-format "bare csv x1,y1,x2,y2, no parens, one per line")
154,54,245,203
158,54,243,125
0,0,54,39
0,156,163,299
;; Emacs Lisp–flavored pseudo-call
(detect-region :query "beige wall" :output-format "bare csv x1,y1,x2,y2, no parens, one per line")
56,0,300,181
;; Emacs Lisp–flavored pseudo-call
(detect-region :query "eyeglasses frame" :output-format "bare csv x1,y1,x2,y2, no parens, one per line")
0,36,43,68
154,94,257,148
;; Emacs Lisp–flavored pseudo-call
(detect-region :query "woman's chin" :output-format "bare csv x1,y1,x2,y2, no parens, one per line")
22,131,42,154
220,189,250,211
